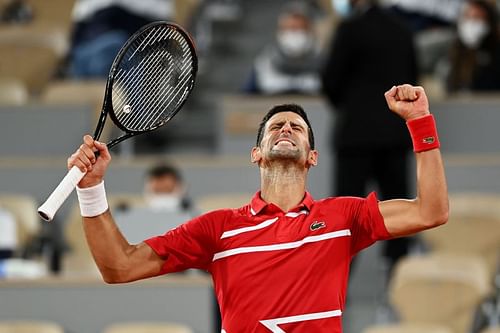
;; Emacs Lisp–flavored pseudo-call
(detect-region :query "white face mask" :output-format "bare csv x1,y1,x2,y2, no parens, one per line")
277,30,313,57
332,0,351,18
458,18,489,49
145,194,182,211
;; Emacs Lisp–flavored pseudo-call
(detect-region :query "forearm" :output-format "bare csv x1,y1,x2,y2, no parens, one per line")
69,137,165,282
77,182,149,282
82,210,135,281
408,114,449,225
381,86,449,236
380,148,448,237
414,149,449,225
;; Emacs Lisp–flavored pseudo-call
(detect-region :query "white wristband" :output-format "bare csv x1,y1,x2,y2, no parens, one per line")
76,181,109,217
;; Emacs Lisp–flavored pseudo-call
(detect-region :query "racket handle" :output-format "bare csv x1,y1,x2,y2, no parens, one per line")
38,166,86,221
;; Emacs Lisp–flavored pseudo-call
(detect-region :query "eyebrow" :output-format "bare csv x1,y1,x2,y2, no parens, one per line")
268,120,306,129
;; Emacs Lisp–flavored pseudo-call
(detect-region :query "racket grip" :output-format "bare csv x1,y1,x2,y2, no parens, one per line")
38,166,86,221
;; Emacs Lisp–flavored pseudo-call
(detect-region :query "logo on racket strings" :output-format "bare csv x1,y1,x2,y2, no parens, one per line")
123,105,132,114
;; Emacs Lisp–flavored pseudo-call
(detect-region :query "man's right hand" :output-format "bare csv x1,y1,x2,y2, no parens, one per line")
68,135,111,188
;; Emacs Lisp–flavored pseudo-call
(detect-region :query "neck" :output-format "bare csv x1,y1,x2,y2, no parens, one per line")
260,162,307,212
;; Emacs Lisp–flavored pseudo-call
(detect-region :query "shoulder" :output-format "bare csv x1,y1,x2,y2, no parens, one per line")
196,205,251,225
317,195,366,206
315,194,379,215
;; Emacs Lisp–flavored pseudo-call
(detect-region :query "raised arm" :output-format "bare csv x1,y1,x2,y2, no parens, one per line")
69,135,165,283
379,85,449,237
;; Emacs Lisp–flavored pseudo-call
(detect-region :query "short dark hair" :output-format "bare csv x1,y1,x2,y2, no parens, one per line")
147,164,182,182
256,103,315,149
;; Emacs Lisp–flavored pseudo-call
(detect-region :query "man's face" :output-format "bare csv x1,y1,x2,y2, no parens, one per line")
146,174,181,194
253,111,317,167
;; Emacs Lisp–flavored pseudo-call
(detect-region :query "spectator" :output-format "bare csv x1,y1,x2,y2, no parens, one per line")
68,0,173,78
445,0,500,92
244,1,322,95
143,162,221,333
322,0,418,277
385,0,463,32
143,163,194,214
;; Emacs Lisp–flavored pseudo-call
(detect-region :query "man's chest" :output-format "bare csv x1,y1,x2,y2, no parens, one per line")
211,209,351,332
211,208,353,295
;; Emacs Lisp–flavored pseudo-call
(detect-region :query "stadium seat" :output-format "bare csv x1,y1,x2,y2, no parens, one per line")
421,192,500,281
0,320,64,333
40,79,105,109
0,23,69,93
448,192,500,219
389,253,492,333
62,202,100,277
0,78,29,105
0,42,60,93
102,322,193,333
0,0,74,93
24,0,75,28
0,194,40,251
481,328,500,333
362,323,453,333
39,79,109,140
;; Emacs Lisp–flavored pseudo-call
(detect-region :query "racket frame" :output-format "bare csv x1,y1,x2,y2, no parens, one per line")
96,21,198,149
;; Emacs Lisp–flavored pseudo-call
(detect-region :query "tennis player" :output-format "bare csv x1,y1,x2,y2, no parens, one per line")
69,84,448,332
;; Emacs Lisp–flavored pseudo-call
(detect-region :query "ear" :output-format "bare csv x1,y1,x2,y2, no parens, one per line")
251,147,262,164
306,149,318,168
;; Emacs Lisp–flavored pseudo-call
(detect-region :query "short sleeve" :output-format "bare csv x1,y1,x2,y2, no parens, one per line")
144,212,218,275
350,192,391,255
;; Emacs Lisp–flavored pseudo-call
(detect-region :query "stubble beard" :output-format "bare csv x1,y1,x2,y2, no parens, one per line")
263,147,307,174
268,146,302,162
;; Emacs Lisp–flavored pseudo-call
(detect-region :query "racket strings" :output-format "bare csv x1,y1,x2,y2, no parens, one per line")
111,25,195,132
130,56,193,127
113,40,177,114
122,54,191,129
120,52,191,130
113,50,176,120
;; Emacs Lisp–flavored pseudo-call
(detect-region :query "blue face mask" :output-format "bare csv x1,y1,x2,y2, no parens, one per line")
332,0,352,17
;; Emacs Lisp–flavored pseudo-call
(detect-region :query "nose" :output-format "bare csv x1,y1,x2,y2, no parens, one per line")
280,121,292,134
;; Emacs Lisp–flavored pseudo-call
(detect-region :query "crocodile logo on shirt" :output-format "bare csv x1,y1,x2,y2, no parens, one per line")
310,221,326,231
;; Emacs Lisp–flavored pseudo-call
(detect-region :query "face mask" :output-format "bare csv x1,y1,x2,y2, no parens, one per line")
332,0,352,18
277,30,313,57
458,18,489,49
145,193,182,211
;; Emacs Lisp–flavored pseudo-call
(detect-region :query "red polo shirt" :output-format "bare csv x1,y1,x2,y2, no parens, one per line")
145,191,390,332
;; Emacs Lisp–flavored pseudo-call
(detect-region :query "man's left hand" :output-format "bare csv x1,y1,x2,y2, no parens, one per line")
384,84,430,121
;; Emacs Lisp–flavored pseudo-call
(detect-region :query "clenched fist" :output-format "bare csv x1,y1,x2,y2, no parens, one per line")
384,84,430,121
68,135,112,188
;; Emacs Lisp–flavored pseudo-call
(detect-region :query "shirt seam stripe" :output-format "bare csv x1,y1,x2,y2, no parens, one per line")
221,217,279,239
260,309,343,332
213,229,351,261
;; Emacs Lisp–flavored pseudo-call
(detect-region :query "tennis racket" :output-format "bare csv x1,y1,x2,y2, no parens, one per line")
38,21,198,221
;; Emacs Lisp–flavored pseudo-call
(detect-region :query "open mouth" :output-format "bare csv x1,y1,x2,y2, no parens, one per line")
274,138,296,146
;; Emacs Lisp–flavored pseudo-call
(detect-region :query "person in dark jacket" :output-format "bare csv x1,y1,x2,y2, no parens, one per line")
322,0,419,277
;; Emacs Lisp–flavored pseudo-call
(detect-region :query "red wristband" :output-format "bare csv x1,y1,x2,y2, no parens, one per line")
406,114,440,153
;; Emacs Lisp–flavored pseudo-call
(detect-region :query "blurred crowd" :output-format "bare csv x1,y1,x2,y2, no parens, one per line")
0,1,499,332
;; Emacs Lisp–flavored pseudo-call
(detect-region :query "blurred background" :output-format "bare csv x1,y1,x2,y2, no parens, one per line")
0,0,499,332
